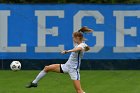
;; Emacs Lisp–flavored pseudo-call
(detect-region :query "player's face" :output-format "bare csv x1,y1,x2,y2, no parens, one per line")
73,36,77,43
73,36,81,43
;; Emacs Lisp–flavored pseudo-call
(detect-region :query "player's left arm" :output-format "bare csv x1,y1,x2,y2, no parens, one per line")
85,46,90,51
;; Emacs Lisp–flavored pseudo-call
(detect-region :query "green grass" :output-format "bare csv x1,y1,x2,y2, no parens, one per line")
0,70,140,93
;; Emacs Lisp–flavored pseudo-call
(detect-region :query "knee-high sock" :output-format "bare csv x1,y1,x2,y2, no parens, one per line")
32,70,46,84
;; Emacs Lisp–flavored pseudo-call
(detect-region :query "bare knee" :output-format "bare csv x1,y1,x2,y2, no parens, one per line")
44,66,50,72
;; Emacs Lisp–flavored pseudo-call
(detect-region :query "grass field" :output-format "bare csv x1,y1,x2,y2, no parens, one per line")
0,70,140,93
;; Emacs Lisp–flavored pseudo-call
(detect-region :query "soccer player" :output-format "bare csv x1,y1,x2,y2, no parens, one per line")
26,26,93,93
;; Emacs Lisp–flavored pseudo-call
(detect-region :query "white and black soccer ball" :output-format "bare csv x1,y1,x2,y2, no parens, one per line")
10,61,21,71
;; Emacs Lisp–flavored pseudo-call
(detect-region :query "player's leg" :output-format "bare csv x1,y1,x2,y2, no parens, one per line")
32,64,61,83
26,64,61,88
44,64,61,73
69,69,85,93
73,80,85,93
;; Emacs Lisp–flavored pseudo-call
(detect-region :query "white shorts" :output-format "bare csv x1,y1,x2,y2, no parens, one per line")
60,64,80,80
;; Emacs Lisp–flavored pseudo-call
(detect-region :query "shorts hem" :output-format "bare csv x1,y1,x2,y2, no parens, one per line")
60,64,64,73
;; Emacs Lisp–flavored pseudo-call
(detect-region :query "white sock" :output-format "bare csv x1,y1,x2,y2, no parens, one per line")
32,70,46,84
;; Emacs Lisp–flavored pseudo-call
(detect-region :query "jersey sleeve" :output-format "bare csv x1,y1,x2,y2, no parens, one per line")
77,43,88,50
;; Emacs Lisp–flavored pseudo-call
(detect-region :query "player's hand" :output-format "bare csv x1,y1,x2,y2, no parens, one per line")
61,50,68,54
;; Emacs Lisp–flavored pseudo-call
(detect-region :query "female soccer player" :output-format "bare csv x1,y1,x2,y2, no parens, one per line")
26,26,93,93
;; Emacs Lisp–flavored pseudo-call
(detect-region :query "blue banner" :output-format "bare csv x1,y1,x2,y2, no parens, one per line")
0,4,140,59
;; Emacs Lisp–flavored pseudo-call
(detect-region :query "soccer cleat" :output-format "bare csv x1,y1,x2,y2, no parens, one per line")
26,82,38,88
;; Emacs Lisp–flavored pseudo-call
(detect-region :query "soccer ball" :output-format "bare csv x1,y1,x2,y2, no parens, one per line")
10,61,21,71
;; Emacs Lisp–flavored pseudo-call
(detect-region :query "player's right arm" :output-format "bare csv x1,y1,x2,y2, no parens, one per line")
61,44,90,54
61,47,82,54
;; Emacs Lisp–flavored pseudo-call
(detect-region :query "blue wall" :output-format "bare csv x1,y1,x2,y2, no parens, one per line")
0,4,140,59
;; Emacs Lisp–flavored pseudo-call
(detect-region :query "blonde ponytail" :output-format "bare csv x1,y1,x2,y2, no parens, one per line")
73,26,93,41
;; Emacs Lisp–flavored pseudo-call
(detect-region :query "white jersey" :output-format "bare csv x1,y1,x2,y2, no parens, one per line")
65,42,88,69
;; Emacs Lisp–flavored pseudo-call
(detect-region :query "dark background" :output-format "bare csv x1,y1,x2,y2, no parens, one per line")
0,59,140,70
0,0,140,4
